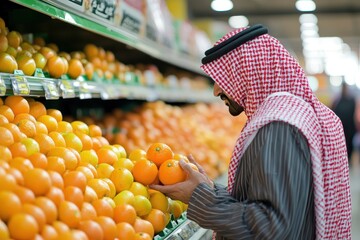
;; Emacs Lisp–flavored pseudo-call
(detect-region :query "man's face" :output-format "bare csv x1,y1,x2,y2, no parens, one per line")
213,83,244,116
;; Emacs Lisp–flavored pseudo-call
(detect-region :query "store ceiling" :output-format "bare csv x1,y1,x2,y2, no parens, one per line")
187,0,360,66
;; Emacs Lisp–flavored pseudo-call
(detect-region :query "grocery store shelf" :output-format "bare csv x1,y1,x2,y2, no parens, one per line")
0,73,216,103
9,0,204,75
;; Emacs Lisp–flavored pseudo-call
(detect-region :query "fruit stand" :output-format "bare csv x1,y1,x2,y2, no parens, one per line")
0,0,246,239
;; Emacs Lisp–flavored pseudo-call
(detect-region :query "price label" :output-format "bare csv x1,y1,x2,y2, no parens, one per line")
42,79,60,99
79,82,92,99
34,68,45,78
59,80,75,98
11,72,30,96
0,75,6,96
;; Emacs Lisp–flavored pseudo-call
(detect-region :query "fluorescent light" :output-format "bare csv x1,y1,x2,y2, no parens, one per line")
299,14,318,24
296,0,316,12
228,16,249,28
211,0,233,12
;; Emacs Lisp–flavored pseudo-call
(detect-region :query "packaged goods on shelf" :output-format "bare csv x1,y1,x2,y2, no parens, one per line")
114,0,146,36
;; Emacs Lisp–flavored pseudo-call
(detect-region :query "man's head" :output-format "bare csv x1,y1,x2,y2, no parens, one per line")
201,25,313,120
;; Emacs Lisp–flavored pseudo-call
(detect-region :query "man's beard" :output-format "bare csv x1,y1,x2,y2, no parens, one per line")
220,94,244,116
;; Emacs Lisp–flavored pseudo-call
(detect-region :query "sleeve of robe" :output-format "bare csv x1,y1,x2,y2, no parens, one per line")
186,121,315,240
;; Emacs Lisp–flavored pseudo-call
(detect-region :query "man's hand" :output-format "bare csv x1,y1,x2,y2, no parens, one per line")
150,155,213,204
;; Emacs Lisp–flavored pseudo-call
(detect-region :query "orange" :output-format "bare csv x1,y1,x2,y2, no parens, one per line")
58,200,81,228
0,170,17,191
2,122,26,142
113,157,134,171
102,178,116,198
33,52,47,70
57,121,73,133
146,142,174,167
39,47,56,60
17,118,36,137
84,44,98,60
0,52,18,74
24,168,51,196
48,131,66,147
169,199,183,219
62,132,83,152
128,148,147,162
35,121,49,134
159,159,186,185
41,224,58,240
0,34,8,52
34,196,58,224
46,156,66,174
0,126,14,147
71,121,89,135
47,147,78,170
21,203,46,231
0,146,12,162
13,113,36,124
80,202,97,221
91,137,102,151
5,95,29,115
63,170,87,192
97,147,117,165
46,55,66,78
16,52,36,76
75,166,94,181
0,191,22,221
143,208,167,233
132,158,158,185
84,62,94,80
134,232,152,240
0,220,9,240
9,156,34,175
13,186,36,204
67,58,84,79
113,204,137,224
0,114,8,125
129,182,148,198
94,216,117,240
52,221,70,235
149,190,169,213
79,149,98,166
116,222,136,240
8,213,39,240
37,115,58,132
7,31,22,48
6,167,23,185
109,168,133,193
87,178,110,199
34,133,55,154
95,136,109,146
80,162,97,178
92,198,114,218
88,124,102,137
112,188,134,206
0,105,14,122
22,137,40,156
9,142,28,158
47,43,59,53
46,109,62,122
78,220,104,240
63,186,84,209
45,186,64,208
84,186,98,203
96,163,114,179
133,218,154,238
48,170,64,189
29,101,47,119
133,195,152,217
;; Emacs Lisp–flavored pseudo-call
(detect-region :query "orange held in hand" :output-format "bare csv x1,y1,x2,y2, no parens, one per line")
158,159,186,185
146,142,174,167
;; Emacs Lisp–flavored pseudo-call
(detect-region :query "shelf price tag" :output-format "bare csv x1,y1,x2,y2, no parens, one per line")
11,70,30,96
79,82,92,99
42,79,60,100
59,80,75,98
0,75,6,96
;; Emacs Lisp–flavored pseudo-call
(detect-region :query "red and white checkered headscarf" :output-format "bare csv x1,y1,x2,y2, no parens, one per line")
201,27,351,239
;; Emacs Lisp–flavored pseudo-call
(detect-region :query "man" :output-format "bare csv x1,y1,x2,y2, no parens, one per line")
151,25,351,239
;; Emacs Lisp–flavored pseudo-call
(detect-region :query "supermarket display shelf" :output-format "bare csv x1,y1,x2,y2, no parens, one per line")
0,72,216,103
9,0,204,75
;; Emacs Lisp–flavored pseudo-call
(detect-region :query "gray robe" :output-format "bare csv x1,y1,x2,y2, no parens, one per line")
187,121,315,240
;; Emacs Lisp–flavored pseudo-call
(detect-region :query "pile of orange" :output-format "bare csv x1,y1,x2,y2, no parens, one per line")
0,95,190,240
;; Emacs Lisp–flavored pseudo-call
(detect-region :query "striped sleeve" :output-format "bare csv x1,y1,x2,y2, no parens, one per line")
186,121,315,240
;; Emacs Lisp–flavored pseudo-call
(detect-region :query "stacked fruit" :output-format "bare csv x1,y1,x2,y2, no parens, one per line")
78,101,247,180
0,95,190,240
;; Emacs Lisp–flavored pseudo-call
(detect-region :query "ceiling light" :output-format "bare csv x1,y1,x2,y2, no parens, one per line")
296,0,316,12
228,16,249,28
299,14,318,24
211,0,233,12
